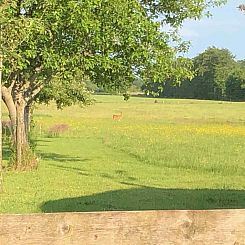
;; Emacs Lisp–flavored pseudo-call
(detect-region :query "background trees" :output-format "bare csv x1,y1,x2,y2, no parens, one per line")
191,47,236,100
143,47,245,101
226,67,245,101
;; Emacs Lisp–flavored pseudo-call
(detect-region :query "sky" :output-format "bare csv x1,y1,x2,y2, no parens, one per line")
179,0,244,60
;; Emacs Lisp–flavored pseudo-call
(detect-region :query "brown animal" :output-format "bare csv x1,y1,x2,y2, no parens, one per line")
112,112,123,121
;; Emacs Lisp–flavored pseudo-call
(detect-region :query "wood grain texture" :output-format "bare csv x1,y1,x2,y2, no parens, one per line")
1,209,245,244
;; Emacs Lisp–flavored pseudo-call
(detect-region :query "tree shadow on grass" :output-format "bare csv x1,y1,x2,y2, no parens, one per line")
39,152,91,163
36,139,53,146
41,187,245,213
50,164,139,181
36,139,53,143
49,164,91,176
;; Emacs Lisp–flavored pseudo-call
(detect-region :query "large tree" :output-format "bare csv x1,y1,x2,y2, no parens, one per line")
191,47,236,100
0,0,226,169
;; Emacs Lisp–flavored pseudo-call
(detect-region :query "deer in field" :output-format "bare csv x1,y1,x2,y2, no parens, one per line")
112,112,123,121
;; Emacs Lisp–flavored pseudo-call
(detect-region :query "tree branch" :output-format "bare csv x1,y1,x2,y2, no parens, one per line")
26,84,44,105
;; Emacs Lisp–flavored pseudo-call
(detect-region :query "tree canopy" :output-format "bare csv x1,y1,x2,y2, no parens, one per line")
1,0,227,98
192,47,236,100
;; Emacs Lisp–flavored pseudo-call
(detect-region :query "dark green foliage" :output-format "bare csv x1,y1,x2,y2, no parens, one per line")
226,68,245,101
143,47,245,101
142,79,194,98
123,93,130,101
28,117,38,151
192,47,236,100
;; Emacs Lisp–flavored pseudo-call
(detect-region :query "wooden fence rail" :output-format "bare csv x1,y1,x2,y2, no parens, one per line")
1,209,245,244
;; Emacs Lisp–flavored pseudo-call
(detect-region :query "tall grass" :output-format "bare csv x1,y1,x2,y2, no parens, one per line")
99,122,245,175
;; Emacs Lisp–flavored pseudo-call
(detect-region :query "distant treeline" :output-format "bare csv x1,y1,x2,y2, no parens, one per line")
142,47,245,101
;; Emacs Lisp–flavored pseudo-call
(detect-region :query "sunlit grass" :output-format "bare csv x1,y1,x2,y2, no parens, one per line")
0,95,245,213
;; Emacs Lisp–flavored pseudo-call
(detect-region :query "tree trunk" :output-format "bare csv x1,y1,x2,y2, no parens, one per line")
15,99,27,169
2,86,17,139
2,85,37,170
24,104,31,139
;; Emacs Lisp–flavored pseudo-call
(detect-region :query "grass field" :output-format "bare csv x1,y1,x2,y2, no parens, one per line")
1,95,245,213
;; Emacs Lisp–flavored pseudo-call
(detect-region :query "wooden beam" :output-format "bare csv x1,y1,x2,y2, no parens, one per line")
1,209,245,244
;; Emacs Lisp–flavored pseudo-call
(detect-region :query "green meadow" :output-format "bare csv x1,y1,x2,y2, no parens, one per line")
1,95,245,213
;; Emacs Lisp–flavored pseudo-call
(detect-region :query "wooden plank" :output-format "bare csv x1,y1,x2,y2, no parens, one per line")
1,209,245,244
